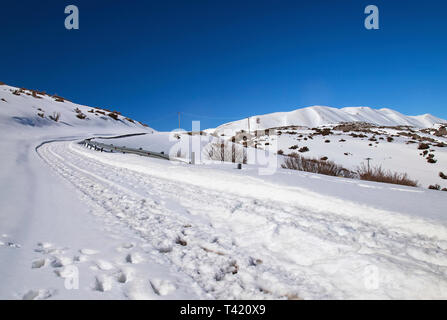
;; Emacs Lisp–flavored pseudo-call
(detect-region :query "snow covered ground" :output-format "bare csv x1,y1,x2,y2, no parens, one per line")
1,83,447,300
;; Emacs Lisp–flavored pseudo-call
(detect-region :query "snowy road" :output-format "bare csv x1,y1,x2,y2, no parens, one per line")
35,140,447,299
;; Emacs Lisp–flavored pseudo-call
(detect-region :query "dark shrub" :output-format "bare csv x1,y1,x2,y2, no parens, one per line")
108,112,119,120
289,145,298,150
277,149,284,155
427,158,437,164
387,136,394,142
418,143,430,150
428,184,441,190
440,172,447,180
282,153,354,178
357,164,418,187
298,146,309,153
53,95,65,102
31,91,41,99
320,156,328,161
324,140,330,143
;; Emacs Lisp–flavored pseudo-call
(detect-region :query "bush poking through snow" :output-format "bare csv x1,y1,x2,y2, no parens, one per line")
74,108,87,119
53,95,65,102
439,172,447,180
387,136,394,142
108,112,119,120
281,153,354,178
31,91,42,99
175,237,187,246
418,143,430,150
357,164,418,187
49,112,60,122
298,146,309,153
277,149,284,155
204,141,246,164
428,184,440,190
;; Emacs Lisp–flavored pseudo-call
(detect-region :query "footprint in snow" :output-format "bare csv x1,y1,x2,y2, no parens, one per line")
79,248,99,255
95,259,115,271
35,242,65,255
73,254,89,263
125,252,145,264
31,258,48,269
51,256,73,268
149,279,176,296
116,267,134,284
22,289,55,300
94,275,113,292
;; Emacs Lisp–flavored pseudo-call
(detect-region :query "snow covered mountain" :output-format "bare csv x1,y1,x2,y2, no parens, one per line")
214,106,447,134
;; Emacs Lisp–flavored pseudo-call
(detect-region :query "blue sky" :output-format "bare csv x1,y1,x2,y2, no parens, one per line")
1,0,446,130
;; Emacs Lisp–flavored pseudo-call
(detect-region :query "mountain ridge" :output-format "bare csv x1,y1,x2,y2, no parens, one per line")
214,105,447,133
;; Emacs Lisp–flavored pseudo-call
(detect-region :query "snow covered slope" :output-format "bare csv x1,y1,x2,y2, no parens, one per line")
214,106,447,133
0,84,154,134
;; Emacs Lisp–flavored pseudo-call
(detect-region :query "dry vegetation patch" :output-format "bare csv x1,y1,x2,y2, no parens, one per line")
357,164,418,187
281,153,354,178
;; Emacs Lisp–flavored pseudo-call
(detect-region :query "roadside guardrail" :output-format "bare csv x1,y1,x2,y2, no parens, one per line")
82,139,170,161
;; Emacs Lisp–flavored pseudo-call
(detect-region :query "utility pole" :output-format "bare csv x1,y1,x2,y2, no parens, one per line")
365,157,372,172
178,112,181,129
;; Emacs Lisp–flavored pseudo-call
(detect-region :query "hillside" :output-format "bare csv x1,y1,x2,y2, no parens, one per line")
210,107,447,189
0,83,153,134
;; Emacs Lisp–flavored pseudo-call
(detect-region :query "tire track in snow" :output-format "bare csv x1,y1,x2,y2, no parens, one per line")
37,141,447,299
